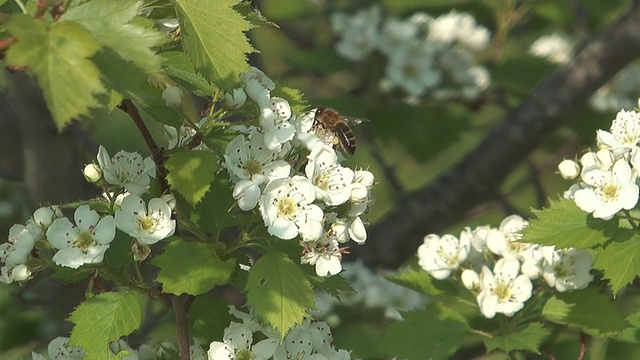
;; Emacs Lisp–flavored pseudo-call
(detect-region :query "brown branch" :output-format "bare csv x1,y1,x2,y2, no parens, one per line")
118,99,170,193
352,1,640,268
171,295,190,360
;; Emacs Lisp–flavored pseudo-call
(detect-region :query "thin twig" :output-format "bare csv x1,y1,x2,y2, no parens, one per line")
118,99,170,193
171,295,190,360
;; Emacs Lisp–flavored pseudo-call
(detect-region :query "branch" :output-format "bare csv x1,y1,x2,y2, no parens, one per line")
353,1,640,268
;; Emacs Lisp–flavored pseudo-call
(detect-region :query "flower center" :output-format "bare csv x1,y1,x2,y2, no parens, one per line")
602,182,619,201
276,196,297,218
244,159,263,176
75,231,95,250
314,173,330,191
138,216,157,232
235,349,252,360
493,282,511,301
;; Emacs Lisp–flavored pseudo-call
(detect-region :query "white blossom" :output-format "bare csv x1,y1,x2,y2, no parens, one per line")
0,224,36,283
46,205,116,269
428,11,490,50
529,33,573,64
596,109,640,154
97,146,156,196
224,88,247,109
331,6,381,61
558,159,580,180
301,237,343,277
241,67,275,107
305,146,354,206
259,97,296,152
417,233,471,280
476,258,533,318
258,176,323,240
208,323,277,360
541,247,594,292
115,194,176,245
573,159,639,220
32,337,85,360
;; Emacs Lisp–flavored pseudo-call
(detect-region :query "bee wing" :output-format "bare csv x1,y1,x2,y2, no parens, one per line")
344,117,368,125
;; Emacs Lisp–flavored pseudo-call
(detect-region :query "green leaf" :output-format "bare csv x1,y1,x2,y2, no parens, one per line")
271,85,308,114
381,307,469,360
153,240,236,295
483,322,548,354
194,177,234,241
69,292,144,360
522,198,617,249
62,0,165,77
92,49,155,109
5,15,105,128
614,311,640,344
171,0,253,89
542,287,629,335
492,56,556,96
234,1,277,28
161,50,217,96
165,150,219,206
245,251,315,337
594,230,640,296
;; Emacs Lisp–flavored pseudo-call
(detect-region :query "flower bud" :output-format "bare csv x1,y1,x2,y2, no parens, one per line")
11,264,31,282
580,152,597,168
558,159,580,180
83,163,103,183
224,88,247,109
162,86,183,107
596,149,615,169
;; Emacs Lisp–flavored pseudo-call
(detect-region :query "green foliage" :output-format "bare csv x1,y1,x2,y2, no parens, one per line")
381,307,469,360
271,85,308,114
161,50,217,96
483,322,548,354
522,198,617,249
171,0,254,89
152,239,236,295
594,230,640,296
5,15,104,129
165,150,219,206
245,251,315,338
492,56,556,96
193,177,235,241
69,292,145,359
61,0,165,77
542,287,629,335
189,296,235,342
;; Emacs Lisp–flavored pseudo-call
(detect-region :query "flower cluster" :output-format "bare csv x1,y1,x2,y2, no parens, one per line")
313,261,424,323
31,337,86,360
207,307,351,360
559,108,640,220
529,33,640,113
417,215,594,318
331,6,491,102
0,146,177,279
223,68,375,277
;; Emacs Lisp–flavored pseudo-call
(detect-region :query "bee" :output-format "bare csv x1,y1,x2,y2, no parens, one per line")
312,107,365,155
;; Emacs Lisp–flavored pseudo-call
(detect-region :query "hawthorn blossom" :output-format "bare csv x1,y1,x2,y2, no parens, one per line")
476,258,533,318
558,159,580,180
0,225,36,283
301,237,343,277
97,146,156,196
417,233,471,280
330,6,381,61
46,205,116,269
162,86,183,107
241,67,274,107
596,109,640,154
224,88,247,109
487,215,530,259
306,146,354,206
428,10,490,50
208,323,277,360
529,33,573,64
258,176,323,240
573,159,639,220
541,247,594,292
115,194,176,245
31,337,85,360
259,97,296,151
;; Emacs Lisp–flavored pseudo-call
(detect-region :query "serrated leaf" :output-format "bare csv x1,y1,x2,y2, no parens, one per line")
245,251,314,337
153,240,236,295
614,311,640,344
271,85,307,114
161,50,217,96
171,0,253,89
69,292,144,360
165,150,218,206
542,287,629,334
92,49,156,109
484,322,548,354
594,230,640,296
5,15,105,128
194,177,234,241
62,0,165,77
522,198,617,249
381,307,469,360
